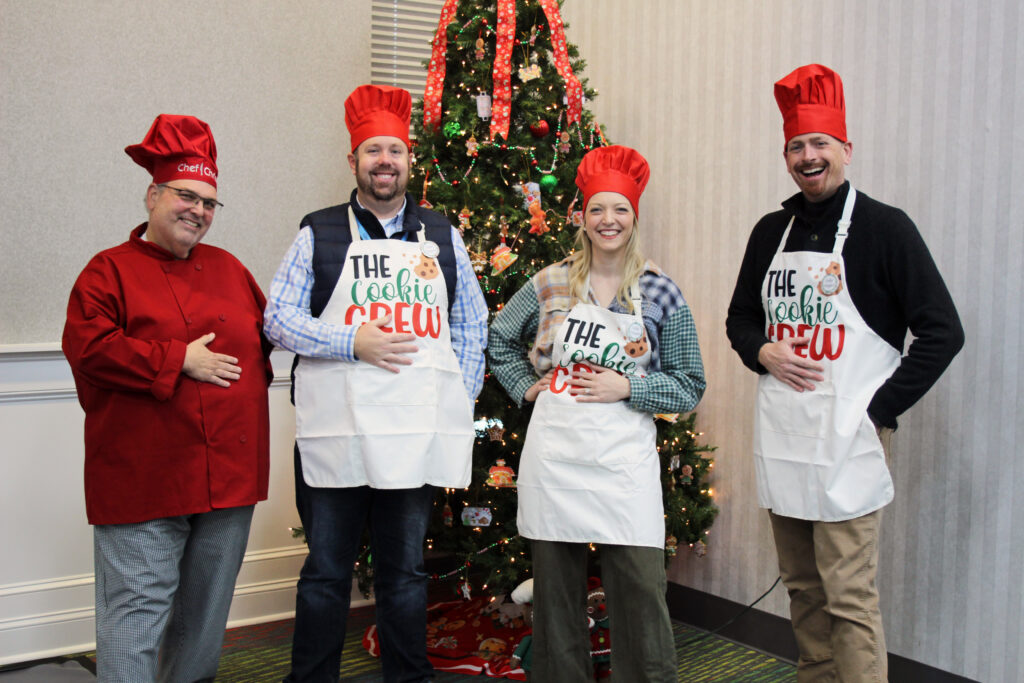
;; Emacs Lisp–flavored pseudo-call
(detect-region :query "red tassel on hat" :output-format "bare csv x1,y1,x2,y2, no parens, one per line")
574,145,650,217
124,114,218,187
774,64,847,144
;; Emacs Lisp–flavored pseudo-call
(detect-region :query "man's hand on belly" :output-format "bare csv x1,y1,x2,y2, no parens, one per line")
758,337,824,392
354,314,418,373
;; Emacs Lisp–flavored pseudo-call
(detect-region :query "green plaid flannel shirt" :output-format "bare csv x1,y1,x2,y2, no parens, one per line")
488,260,705,414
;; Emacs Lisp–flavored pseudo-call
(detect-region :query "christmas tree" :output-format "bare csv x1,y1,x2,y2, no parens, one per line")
349,0,717,599
656,412,718,560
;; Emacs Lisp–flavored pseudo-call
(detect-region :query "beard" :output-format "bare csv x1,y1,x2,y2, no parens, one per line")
356,161,407,203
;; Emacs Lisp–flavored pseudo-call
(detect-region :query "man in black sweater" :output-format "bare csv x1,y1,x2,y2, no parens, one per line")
726,64,963,682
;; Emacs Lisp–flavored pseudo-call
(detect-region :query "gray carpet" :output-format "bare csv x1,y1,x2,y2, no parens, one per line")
0,660,94,682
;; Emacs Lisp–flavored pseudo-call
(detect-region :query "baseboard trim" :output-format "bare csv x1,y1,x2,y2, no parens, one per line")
0,574,93,599
0,606,93,633
666,582,978,683
0,644,97,669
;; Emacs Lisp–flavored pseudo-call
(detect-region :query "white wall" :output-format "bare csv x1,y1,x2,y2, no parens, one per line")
562,1,1023,680
0,0,369,343
0,0,370,665
0,348,310,664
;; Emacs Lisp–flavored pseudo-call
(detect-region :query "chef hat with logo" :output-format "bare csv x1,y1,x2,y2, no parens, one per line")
574,145,651,217
344,84,412,152
124,114,218,187
774,64,847,144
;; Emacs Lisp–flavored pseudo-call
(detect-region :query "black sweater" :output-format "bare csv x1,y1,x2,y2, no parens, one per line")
725,181,964,428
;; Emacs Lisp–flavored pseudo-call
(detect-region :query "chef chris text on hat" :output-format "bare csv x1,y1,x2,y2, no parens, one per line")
124,114,219,187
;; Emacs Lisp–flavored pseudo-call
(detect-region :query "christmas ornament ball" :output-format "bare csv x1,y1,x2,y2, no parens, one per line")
539,173,558,192
529,119,551,138
443,121,463,139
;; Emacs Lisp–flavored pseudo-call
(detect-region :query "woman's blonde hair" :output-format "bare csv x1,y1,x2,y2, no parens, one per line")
567,218,646,313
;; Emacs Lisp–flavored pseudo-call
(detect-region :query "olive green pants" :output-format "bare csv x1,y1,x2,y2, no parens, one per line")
528,540,676,682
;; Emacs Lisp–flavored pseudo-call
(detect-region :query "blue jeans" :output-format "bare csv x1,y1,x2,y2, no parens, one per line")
287,445,435,682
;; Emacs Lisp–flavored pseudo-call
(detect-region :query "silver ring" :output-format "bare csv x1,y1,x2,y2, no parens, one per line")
584,387,591,395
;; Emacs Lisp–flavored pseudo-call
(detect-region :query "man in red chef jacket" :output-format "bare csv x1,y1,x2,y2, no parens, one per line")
62,114,273,682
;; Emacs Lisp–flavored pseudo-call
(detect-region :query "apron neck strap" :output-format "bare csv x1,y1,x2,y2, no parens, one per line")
833,185,856,256
628,280,643,317
777,217,796,256
347,206,361,242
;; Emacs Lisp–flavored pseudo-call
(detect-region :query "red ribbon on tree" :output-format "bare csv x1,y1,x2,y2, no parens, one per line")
422,0,583,141
423,0,462,132
488,0,516,140
537,0,582,127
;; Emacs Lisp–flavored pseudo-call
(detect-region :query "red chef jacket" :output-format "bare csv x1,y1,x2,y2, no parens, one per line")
63,224,273,525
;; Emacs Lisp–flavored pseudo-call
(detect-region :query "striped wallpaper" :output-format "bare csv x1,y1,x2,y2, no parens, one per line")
561,1,1022,680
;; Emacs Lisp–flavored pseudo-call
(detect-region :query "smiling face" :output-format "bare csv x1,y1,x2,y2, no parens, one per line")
349,135,410,211
784,132,853,202
144,179,216,258
583,191,635,258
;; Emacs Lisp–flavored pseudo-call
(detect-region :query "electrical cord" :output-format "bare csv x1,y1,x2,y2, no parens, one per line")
678,575,782,648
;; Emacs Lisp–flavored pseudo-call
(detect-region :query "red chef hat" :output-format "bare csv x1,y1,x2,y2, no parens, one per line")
124,114,218,187
345,84,412,152
774,64,847,144
575,145,650,217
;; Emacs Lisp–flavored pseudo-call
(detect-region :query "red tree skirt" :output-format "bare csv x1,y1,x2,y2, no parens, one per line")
363,598,530,680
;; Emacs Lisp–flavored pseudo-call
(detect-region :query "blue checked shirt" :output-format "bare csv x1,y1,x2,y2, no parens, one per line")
264,199,488,399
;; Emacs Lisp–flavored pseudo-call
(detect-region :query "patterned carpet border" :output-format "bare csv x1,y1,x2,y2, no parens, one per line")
48,605,794,681
211,606,796,682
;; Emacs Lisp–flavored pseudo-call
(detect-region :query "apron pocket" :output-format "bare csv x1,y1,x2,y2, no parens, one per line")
294,360,353,438
530,401,655,466
826,442,893,517
347,363,437,406
758,375,835,440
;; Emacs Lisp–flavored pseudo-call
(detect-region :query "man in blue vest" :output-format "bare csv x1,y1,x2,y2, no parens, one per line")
266,84,488,682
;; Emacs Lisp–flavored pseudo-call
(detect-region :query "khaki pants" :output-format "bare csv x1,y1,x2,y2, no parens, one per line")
769,427,893,683
529,540,676,683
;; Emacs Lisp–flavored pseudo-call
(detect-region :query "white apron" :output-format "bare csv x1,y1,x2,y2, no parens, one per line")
518,282,664,548
294,207,474,488
753,187,900,521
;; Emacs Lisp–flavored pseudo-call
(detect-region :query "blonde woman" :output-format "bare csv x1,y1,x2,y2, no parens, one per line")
489,145,705,681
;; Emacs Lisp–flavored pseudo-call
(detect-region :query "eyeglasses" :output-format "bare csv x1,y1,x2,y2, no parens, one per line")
158,184,223,212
